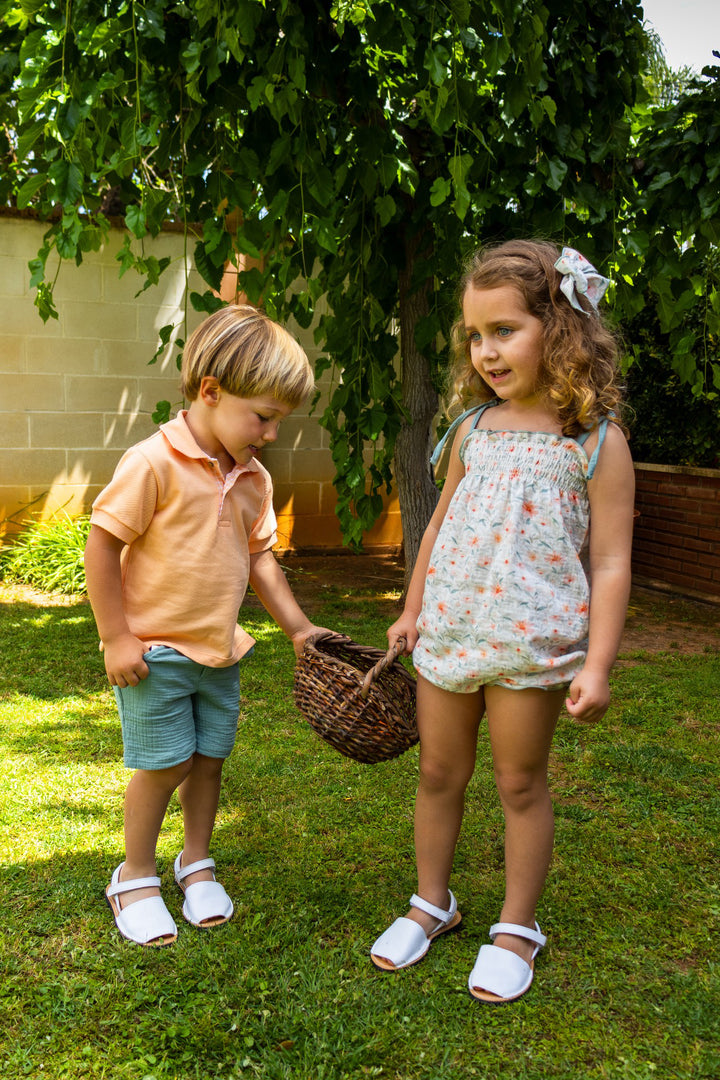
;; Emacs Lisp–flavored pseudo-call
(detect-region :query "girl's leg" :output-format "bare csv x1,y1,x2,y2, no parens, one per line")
408,675,484,934
119,758,194,905
177,752,225,885
484,684,564,962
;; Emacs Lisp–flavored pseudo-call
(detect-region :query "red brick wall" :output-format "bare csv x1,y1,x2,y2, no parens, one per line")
632,464,720,603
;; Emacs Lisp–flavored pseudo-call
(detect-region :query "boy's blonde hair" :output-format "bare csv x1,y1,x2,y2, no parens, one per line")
448,239,627,436
181,305,314,407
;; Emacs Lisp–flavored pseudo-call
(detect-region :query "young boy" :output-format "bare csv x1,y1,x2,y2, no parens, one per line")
85,305,325,947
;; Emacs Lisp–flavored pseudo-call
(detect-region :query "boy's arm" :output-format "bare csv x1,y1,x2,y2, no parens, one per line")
566,423,635,723
83,524,149,687
248,548,326,657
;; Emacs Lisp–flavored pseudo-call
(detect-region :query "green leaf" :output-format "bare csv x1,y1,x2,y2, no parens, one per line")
16,172,47,208
190,291,225,314
48,159,84,205
149,325,175,366
545,157,568,190
125,204,147,239
307,165,334,207
152,400,172,424
16,119,45,160
430,177,451,207
34,283,58,322
374,194,396,227
194,241,225,292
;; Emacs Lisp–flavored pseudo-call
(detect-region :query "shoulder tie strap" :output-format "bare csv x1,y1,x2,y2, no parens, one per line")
579,417,609,479
430,401,496,468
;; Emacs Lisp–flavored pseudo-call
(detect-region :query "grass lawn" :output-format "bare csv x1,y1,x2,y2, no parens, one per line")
0,562,719,1080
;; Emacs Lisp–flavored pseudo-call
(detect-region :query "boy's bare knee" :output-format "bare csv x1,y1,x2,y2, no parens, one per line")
157,757,194,788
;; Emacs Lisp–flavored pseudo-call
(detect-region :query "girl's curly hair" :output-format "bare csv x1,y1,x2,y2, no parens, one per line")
448,239,627,436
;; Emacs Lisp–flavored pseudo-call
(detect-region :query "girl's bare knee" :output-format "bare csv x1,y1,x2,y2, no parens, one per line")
419,754,474,795
494,769,548,812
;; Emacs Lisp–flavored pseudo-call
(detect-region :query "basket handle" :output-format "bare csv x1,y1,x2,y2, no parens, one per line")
359,637,407,700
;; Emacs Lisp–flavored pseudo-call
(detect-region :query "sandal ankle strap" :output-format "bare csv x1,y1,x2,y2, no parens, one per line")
175,855,216,882
107,874,161,897
409,891,457,924
489,921,546,948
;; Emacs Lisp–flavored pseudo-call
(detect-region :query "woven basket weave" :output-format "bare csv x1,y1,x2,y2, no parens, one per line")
293,632,418,764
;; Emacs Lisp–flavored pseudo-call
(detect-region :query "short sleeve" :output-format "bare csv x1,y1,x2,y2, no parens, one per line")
90,448,159,546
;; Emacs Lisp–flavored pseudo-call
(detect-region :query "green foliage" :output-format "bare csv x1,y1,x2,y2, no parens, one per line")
0,514,90,594
4,0,720,554
0,0,650,551
622,257,720,467
615,61,720,412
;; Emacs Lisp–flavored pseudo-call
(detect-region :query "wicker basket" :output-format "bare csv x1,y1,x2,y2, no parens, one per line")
293,632,418,764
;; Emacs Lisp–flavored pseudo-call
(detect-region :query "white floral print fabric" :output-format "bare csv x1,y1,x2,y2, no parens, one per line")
414,426,592,692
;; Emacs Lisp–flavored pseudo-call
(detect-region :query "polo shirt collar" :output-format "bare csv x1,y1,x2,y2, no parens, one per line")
160,410,259,474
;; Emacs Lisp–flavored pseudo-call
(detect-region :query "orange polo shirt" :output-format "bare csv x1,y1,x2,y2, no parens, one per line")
90,411,277,666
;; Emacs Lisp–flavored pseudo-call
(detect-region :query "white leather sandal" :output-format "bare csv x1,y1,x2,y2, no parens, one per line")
370,892,462,971
468,921,546,1003
105,863,178,947
174,854,234,928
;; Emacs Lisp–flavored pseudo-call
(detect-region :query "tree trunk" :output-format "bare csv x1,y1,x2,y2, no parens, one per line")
394,231,440,593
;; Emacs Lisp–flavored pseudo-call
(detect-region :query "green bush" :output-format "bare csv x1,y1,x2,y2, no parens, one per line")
0,514,90,594
622,285,720,469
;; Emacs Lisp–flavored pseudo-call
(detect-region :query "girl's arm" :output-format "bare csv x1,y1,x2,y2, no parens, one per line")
248,548,327,657
389,421,471,654
566,423,635,723
83,525,150,687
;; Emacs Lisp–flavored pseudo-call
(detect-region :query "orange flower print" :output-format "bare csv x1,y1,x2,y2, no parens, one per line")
493,584,503,596
547,553,563,565
522,500,536,516
576,602,589,615
514,621,529,633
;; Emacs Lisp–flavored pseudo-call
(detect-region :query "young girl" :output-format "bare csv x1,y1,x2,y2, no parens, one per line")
370,240,635,1003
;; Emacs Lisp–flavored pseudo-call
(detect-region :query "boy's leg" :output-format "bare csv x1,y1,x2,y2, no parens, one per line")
484,684,564,963
177,753,225,885
118,759,193,905
177,660,239,881
408,674,484,933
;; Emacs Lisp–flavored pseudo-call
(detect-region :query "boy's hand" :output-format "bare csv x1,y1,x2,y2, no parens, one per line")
290,625,331,659
101,633,150,688
565,668,611,724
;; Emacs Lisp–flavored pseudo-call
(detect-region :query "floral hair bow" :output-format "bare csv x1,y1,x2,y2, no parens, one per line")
553,247,611,316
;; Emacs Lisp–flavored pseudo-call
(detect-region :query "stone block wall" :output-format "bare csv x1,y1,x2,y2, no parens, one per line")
0,215,402,552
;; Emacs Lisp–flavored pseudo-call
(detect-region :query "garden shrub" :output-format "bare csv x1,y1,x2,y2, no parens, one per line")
0,514,90,594
622,283,720,469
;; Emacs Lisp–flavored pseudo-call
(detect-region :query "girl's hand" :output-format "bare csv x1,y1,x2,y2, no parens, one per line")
102,634,150,688
565,669,611,724
388,612,419,655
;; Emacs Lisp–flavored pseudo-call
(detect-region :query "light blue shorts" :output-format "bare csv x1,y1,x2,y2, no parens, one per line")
113,646,241,770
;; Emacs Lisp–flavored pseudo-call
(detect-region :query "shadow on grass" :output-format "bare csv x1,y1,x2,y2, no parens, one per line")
0,599,106,698
0,703,120,764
